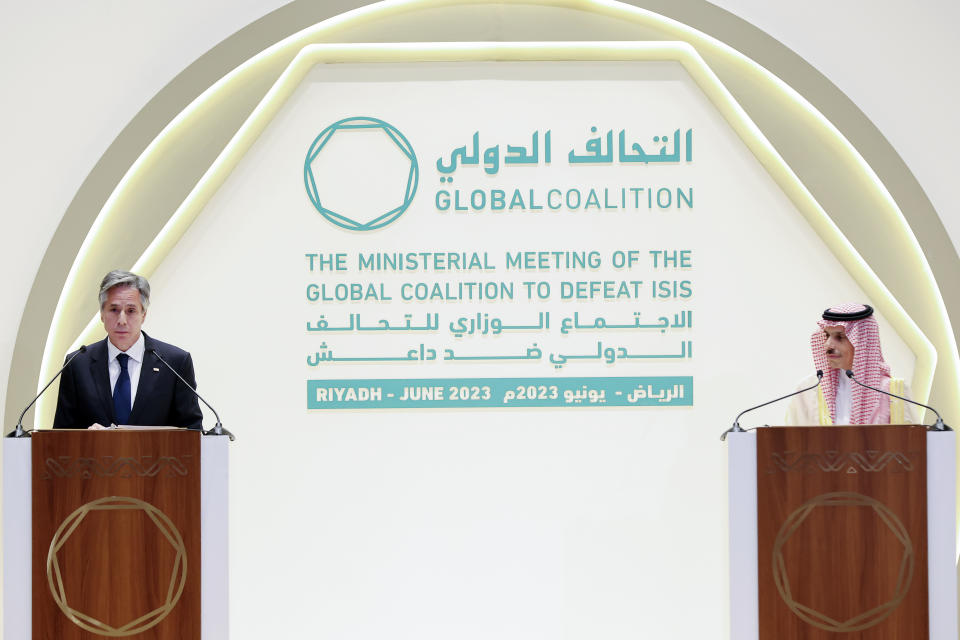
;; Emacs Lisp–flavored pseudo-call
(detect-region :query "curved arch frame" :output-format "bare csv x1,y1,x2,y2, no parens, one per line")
7,0,957,522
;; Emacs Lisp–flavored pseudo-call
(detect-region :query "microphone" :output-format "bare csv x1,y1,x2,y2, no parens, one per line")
844,369,949,431
721,370,823,441
6,345,87,438
149,348,234,441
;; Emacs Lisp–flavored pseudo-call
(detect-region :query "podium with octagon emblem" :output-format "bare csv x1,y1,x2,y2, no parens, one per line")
727,425,959,640
2,429,228,640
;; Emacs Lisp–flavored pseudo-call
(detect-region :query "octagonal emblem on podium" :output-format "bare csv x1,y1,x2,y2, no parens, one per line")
46,496,188,637
772,491,914,632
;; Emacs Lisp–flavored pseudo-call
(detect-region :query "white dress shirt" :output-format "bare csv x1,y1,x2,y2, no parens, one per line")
107,333,145,407
834,370,852,425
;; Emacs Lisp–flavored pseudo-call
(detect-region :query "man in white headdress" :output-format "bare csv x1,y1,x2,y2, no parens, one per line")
786,303,917,425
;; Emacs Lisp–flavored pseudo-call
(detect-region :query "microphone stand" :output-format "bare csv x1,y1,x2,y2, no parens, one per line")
721,370,823,441
149,348,235,441
6,345,87,438
845,370,950,431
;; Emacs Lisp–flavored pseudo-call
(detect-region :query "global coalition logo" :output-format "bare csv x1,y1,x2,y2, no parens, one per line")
304,117,419,231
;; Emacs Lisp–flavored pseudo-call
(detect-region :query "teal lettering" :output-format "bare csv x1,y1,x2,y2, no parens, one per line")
471,189,486,210
435,190,450,211
547,189,562,209
491,189,506,210
585,189,601,210
528,189,542,210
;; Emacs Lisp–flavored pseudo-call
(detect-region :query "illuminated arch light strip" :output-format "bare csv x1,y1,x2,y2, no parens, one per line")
40,1,951,426
37,5,954,555
46,40,935,406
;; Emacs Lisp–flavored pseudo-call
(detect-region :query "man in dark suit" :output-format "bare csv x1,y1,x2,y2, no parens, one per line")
53,270,203,429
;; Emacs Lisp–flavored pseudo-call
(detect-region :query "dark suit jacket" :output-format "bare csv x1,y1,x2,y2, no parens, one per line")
53,333,203,429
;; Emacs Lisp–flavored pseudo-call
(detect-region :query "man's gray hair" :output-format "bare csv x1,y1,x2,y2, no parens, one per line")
99,270,151,310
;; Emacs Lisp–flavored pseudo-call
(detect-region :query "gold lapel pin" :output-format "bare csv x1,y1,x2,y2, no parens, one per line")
153,367,160,372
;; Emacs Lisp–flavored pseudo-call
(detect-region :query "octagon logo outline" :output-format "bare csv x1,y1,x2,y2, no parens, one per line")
303,116,418,231
46,496,188,637
771,491,914,633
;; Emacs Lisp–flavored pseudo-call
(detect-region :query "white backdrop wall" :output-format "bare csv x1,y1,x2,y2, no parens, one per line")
137,55,918,636
1,0,957,636
2,0,957,417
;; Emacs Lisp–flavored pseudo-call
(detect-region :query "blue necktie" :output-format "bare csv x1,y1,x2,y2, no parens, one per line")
113,353,131,425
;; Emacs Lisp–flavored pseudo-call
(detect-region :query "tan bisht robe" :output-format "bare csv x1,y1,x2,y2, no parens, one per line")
785,373,918,426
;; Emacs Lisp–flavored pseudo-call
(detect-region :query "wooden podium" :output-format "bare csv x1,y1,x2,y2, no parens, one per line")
727,425,958,639
3,429,229,640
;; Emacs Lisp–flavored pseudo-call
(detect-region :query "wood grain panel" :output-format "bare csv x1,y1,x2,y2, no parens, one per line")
32,430,201,640
757,426,928,639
